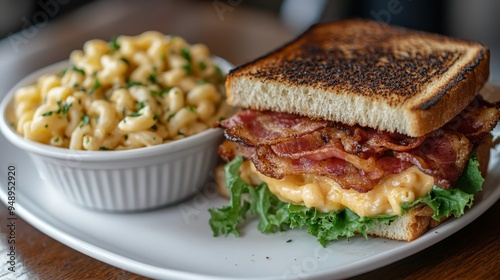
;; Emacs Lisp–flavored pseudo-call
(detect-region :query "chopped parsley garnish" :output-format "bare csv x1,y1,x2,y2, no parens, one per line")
88,79,101,95
81,114,90,125
181,47,191,62
147,72,158,84
44,101,72,117
69,65,85,75
199,61,207,71
182,63,192,75
186,105,196,113
108,36,120,51
138,101,146,110
127,81,144,88
151,88,171,97
167,113,176,121
60,103,72,115
128,112,142,117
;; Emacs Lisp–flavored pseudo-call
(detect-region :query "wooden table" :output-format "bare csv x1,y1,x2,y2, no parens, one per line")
0,1,499,279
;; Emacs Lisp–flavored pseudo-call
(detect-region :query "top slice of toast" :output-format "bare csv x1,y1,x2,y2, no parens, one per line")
226,19,490,137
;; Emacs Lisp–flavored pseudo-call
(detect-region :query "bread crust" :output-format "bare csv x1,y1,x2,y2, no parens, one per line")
366,203,436,242
226,19,490,137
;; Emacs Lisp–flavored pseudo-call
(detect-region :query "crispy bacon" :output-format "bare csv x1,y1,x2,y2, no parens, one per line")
271,129,384,176
219,110,329,146
255,145,379,192
444,97,500,144
394,133,472,188
218,140,255,162
219,140,414,192
218,97,500,192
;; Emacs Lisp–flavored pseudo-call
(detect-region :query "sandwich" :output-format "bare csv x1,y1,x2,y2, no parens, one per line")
208,19,500,245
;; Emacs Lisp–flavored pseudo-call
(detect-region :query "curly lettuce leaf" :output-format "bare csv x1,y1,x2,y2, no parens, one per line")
455,151,484,194
208,156,291,236
287,205,395,246
208,156,254,237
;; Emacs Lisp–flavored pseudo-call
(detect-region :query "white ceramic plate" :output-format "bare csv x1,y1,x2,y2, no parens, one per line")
0,124,499,280
0,105,500,279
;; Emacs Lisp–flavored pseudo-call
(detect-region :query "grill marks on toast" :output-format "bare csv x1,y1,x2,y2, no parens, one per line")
252,42,465,106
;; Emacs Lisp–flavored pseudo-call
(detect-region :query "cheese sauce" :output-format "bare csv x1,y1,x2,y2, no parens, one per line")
240,161,434,217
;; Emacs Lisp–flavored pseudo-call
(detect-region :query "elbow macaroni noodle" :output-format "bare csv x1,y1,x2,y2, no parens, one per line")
10,32,229,150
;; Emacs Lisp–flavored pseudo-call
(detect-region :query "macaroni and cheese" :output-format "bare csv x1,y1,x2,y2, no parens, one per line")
11,32,230,150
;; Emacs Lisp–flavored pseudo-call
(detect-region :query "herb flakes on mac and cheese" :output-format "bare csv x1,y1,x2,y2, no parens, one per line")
11,32,230,150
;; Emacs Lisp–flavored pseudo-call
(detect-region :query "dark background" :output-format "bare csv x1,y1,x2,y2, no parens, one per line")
0,0,448,39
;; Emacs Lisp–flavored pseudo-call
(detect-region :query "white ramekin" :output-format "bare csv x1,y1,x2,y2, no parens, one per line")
0,57,232,212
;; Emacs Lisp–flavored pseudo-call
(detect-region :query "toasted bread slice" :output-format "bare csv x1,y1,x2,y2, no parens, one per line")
366,203,438,242
226,19,489,137
214,135,492,242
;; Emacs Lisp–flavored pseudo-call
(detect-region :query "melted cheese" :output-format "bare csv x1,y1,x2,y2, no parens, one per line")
240,161,434,217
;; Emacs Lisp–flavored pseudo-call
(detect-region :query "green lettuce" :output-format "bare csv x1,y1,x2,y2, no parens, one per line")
401,151,483,220
209,152,484,246
208,156,290,237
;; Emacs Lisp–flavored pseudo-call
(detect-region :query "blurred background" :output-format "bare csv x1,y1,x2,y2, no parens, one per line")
1,0,499,99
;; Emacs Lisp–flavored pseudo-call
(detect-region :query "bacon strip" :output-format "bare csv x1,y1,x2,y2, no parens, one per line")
218,97,500,192
444,97,500,144
271,129,384,176
219,110,329,146
219,140,414,192
394,132,472,188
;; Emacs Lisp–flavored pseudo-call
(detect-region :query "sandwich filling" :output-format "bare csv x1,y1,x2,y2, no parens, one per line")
239,161,434,217
210,97,499,244
218,97,499,214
